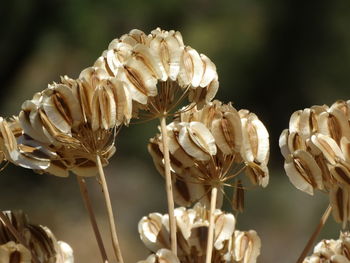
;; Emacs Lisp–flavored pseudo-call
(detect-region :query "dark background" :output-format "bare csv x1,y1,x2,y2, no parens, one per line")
1,0,350,262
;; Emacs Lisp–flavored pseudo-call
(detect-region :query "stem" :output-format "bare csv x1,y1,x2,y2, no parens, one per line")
77,176,109,263
206,187,218,263
0,211,40,263
96,155,125,263
296,204,332,263
160,116,177,255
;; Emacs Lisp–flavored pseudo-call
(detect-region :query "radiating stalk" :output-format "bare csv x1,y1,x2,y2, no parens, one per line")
160,115,177,255
77,176,109,263
296,204,332,263
0,211,39,263
96,155,125,263
205,187,218,263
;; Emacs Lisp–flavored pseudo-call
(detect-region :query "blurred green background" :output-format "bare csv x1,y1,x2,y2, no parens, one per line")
1,0,350,262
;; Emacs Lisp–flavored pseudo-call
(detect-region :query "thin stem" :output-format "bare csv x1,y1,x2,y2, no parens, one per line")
206,186,218,263
296,204,332,263
160,115,177,255
77,176,109,263
0,211,40,263
96,155,125,263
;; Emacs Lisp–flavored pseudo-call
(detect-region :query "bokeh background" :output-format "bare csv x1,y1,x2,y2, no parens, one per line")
1,0,350,262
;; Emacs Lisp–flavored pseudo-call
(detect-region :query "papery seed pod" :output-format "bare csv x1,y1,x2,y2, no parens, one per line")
138,249,180,263
311,134,345,165
233,180,245,213
178,121,217,161
231,230,261,263
239,110,269,166
0,241,31,263
330,185,350,226
0,211,74,263
284,149,323,195
138,203,236,261
0,117,52,171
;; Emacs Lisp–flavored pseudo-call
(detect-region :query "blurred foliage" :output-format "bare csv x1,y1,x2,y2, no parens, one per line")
1,0,350,262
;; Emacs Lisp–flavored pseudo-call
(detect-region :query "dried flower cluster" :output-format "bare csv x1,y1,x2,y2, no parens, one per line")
149,100,269,210
94,28,219,117
279,100,350,225
0,27,275,263
0,211,73,263
138,203,261,263
303,232,350,263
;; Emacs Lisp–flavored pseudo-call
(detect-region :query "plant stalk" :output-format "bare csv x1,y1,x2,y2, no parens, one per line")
96,155,125,263
296,204,332,263
77,176,109,263
0,211,40,263
160,115,177,255
205,186,218,263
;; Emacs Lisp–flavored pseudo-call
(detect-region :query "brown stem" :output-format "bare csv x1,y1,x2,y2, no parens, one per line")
160,116,177,255
77,176,109,263
0,211,40,263
96,155,125,263
205,187,218,263
296,204,332,263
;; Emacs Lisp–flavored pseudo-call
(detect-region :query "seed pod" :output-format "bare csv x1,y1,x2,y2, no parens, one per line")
284,149,323,195
239,110,269,165
232,230,261,263
138,249,180,263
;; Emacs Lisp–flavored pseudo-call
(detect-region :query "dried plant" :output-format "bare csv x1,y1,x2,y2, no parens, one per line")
0,211,73,263
3,26,345,263
280,100,350,262
303,232,350,263
138,203,260,263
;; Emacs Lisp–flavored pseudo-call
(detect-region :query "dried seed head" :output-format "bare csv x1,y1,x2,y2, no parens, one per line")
93,28,219,119
149,100,270,208
280,100,350,225
138,204,262,263
15,73,125,177
303,231,350,263
0,211,73,263
138,203,237,262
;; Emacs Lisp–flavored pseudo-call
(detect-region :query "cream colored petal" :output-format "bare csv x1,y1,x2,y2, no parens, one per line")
311,134,345,165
